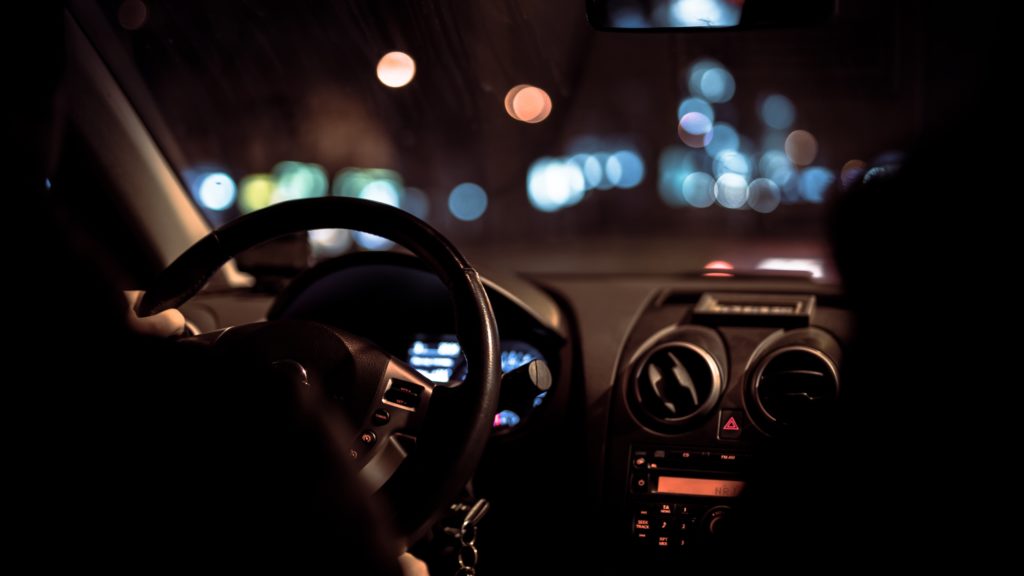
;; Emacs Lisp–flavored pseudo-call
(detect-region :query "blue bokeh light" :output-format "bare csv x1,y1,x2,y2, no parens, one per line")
528,158,586,212
195,172,237,211
713,150,751,179
610,150,645,189
688,58,735,103
682,171,716,208
714,173,749,209
448,182,488,221
706,122,740,157
747,178,782,213
677,97,715,124
798,167,836,203
760,94,796,130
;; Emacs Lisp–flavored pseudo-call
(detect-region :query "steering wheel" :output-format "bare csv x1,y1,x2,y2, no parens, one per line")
138,197,501,540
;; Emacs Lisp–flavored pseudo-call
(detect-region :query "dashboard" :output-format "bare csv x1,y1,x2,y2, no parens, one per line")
217,253,851,574
266,252,567,433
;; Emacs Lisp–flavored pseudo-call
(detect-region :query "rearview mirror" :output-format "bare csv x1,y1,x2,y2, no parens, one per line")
585,0,836,31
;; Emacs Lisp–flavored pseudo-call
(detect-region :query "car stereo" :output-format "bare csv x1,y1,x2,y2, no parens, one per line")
627,446,748,551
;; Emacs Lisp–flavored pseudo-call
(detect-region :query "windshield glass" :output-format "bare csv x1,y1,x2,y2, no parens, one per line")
96,0,919,279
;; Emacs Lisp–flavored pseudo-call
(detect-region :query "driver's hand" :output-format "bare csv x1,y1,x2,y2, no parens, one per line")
124,290,186,337
398,552,430,576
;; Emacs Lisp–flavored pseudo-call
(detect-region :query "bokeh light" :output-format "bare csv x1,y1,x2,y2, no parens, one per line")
682,172,716,207
747,178,782,213
704,260,734,270
238,174,275,214
785,130,818,167
678,112,713,148
658,147,697,207
308,229,353,259
194,172,236,211
448,183,488,221
376,51,416,88
677,97,715,124
706,123,740,158
670,0,742,28
528,158,586,212
840,159,867,189
760,94,796,130
798,167,835,203
273,161,328,203
757,258,824,279
712,150,751,179
610,150,645,189
569,154,604,190
505,85,553,124
714,173,749,209
688,58,735,103
334,169,405,250
402,187,430,220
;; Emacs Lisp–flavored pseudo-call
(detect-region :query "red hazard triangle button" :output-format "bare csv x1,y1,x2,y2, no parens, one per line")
719,411,743,439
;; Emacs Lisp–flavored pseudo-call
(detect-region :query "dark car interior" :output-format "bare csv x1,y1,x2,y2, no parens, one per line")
11,0,1004,573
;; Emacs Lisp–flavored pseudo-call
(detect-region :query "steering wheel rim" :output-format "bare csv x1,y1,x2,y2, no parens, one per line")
139,197,501,540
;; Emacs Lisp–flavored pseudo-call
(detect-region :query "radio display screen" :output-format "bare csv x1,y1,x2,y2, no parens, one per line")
656,477,745,498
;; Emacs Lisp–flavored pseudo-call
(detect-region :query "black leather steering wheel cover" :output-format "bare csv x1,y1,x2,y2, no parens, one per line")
139,197,501,538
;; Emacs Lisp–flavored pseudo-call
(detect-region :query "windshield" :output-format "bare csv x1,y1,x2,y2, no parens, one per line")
96,0,920,278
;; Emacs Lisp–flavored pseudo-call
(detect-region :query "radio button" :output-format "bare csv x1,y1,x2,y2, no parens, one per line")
657,502,673,515
633,517,652,532
677,517,694,532
675,502,694,516
631,475,649,493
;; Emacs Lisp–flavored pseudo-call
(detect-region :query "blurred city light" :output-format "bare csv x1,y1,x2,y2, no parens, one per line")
785,130,818,166
678,112,713,148
403,187,430,220
448,182,488,221
610,150,645,189
704,260,734,270
703,259,735,278
705,122,740,157
376,51,416,88
682,172,716,207
840,159,867,189
658,147,697,207
505,85,553,124
688,58,735,103
760,94,796,130
747,178,782,213
193,172,236,211
272,161,328,203
757,258,824,279
677,97,715,124
308,229,353,259
798,167,835,203
714,173,749,209
712,150,751,179
238,173,275,214
334,168,405,250
528,158,586,212
671,1,742,28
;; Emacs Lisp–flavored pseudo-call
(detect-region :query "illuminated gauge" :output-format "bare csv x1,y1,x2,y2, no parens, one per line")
407,337,548,430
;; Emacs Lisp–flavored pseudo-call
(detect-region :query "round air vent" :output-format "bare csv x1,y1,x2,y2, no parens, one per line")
632,342,723,429
751,346,839,428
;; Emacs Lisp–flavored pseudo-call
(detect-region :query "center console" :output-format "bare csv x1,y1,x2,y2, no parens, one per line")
604,290,847,567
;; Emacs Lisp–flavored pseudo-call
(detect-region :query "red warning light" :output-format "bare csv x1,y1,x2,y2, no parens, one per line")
722,417,741,431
